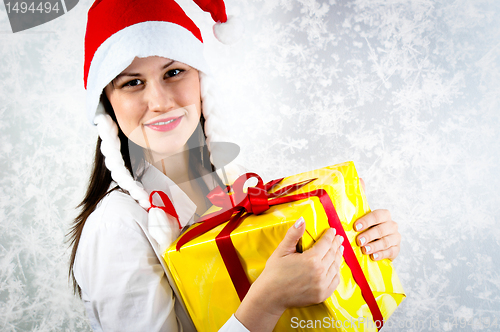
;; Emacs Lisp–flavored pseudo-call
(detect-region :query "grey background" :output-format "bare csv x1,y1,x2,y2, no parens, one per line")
0,0,499,330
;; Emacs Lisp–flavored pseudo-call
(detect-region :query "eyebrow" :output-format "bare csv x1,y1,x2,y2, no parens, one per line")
113,60,176,83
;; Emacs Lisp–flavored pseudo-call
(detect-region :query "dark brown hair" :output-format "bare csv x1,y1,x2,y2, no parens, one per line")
67,94,222,297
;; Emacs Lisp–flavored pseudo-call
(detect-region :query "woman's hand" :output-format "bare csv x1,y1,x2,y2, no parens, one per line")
235,217,344,332
260,217,344,313
355,179,401,261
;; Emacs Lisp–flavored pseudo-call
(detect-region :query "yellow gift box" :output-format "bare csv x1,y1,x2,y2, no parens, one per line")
163,161,405,331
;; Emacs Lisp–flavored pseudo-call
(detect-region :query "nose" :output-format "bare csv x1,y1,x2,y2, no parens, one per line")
146,80,175,113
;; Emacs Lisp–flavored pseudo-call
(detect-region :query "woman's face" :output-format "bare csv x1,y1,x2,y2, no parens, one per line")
104,56,202,162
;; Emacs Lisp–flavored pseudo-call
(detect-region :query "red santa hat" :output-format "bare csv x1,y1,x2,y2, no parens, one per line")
84,0,243,124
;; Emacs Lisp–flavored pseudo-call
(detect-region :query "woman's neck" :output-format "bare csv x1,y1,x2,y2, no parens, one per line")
150,149,191,184
148,147,211,217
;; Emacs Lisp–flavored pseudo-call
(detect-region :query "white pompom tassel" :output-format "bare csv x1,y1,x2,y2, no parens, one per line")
148,208,181,254
213,15,244,45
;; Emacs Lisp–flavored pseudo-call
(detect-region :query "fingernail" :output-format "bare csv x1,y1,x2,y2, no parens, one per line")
339,235,344,244
355,223,362,231
332,228,336,235
359,237,366,245
373,253,379,260
365,245,371,253
340,245,344,254
294,217,305,228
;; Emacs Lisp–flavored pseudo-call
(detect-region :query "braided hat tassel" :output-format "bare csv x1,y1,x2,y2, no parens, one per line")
95,112,180,251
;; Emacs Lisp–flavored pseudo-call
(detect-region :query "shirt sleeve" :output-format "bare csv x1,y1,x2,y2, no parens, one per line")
75,211,179,332
218,315,250,332
74,194,247,332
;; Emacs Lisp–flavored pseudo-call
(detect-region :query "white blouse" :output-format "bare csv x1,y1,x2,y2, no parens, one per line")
73,164,249,331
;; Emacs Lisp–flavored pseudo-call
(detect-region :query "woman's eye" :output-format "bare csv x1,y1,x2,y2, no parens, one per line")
123,79,143,87
165,69,184,78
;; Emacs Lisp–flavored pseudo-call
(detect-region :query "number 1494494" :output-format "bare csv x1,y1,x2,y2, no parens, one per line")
5,2,60,14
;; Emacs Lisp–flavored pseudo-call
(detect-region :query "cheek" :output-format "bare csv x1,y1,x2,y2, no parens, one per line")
112,99,143,135
175,76,201,108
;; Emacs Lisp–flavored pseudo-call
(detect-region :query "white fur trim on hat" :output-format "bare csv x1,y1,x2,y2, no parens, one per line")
86,21,211,125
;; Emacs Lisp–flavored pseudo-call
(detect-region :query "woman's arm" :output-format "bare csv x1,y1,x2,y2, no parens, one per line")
75,217,180,332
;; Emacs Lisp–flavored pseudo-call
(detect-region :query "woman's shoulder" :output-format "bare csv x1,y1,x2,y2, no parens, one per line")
80,187,149,244
74,187,153,275
73,187,161,300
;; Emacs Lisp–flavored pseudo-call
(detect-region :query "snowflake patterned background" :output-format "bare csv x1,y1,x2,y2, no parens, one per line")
0,0,499,331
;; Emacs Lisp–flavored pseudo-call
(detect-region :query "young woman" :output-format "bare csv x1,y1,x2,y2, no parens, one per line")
68,0,401,331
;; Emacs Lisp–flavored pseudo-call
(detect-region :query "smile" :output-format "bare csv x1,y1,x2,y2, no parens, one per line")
144,116,183,132
155,119,175,125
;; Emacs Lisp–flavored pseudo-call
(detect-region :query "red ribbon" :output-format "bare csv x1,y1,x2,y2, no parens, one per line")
176,173,384,330
148,191,182,230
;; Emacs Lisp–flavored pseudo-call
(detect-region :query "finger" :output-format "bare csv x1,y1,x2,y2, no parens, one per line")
321,234,343,264
361,233,401,256
356,219,398,246
308,228,337,257
326,273,341,298
359,178,366,192
321,241,337,265
371,244,400,261
334,246,343,270
353,209,391,232
325,259,338,285
276,217,306,256
325,251,342,284
315,271,339,303
325,244,344,282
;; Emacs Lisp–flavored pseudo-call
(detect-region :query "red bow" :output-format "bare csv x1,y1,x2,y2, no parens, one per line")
176,173,315,250
176,173,384,330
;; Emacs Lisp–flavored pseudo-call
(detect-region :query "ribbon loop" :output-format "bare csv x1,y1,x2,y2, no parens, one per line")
206,186,233,209
232,172,264,205
149,191,181,229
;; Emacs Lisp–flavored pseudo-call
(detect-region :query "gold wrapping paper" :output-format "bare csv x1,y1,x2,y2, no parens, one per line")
163,161,405,331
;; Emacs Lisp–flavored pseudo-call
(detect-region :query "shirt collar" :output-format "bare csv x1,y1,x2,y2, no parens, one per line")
140,163,197,228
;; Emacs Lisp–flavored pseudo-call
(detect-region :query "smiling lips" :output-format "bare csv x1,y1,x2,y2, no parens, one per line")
144,115,183,132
